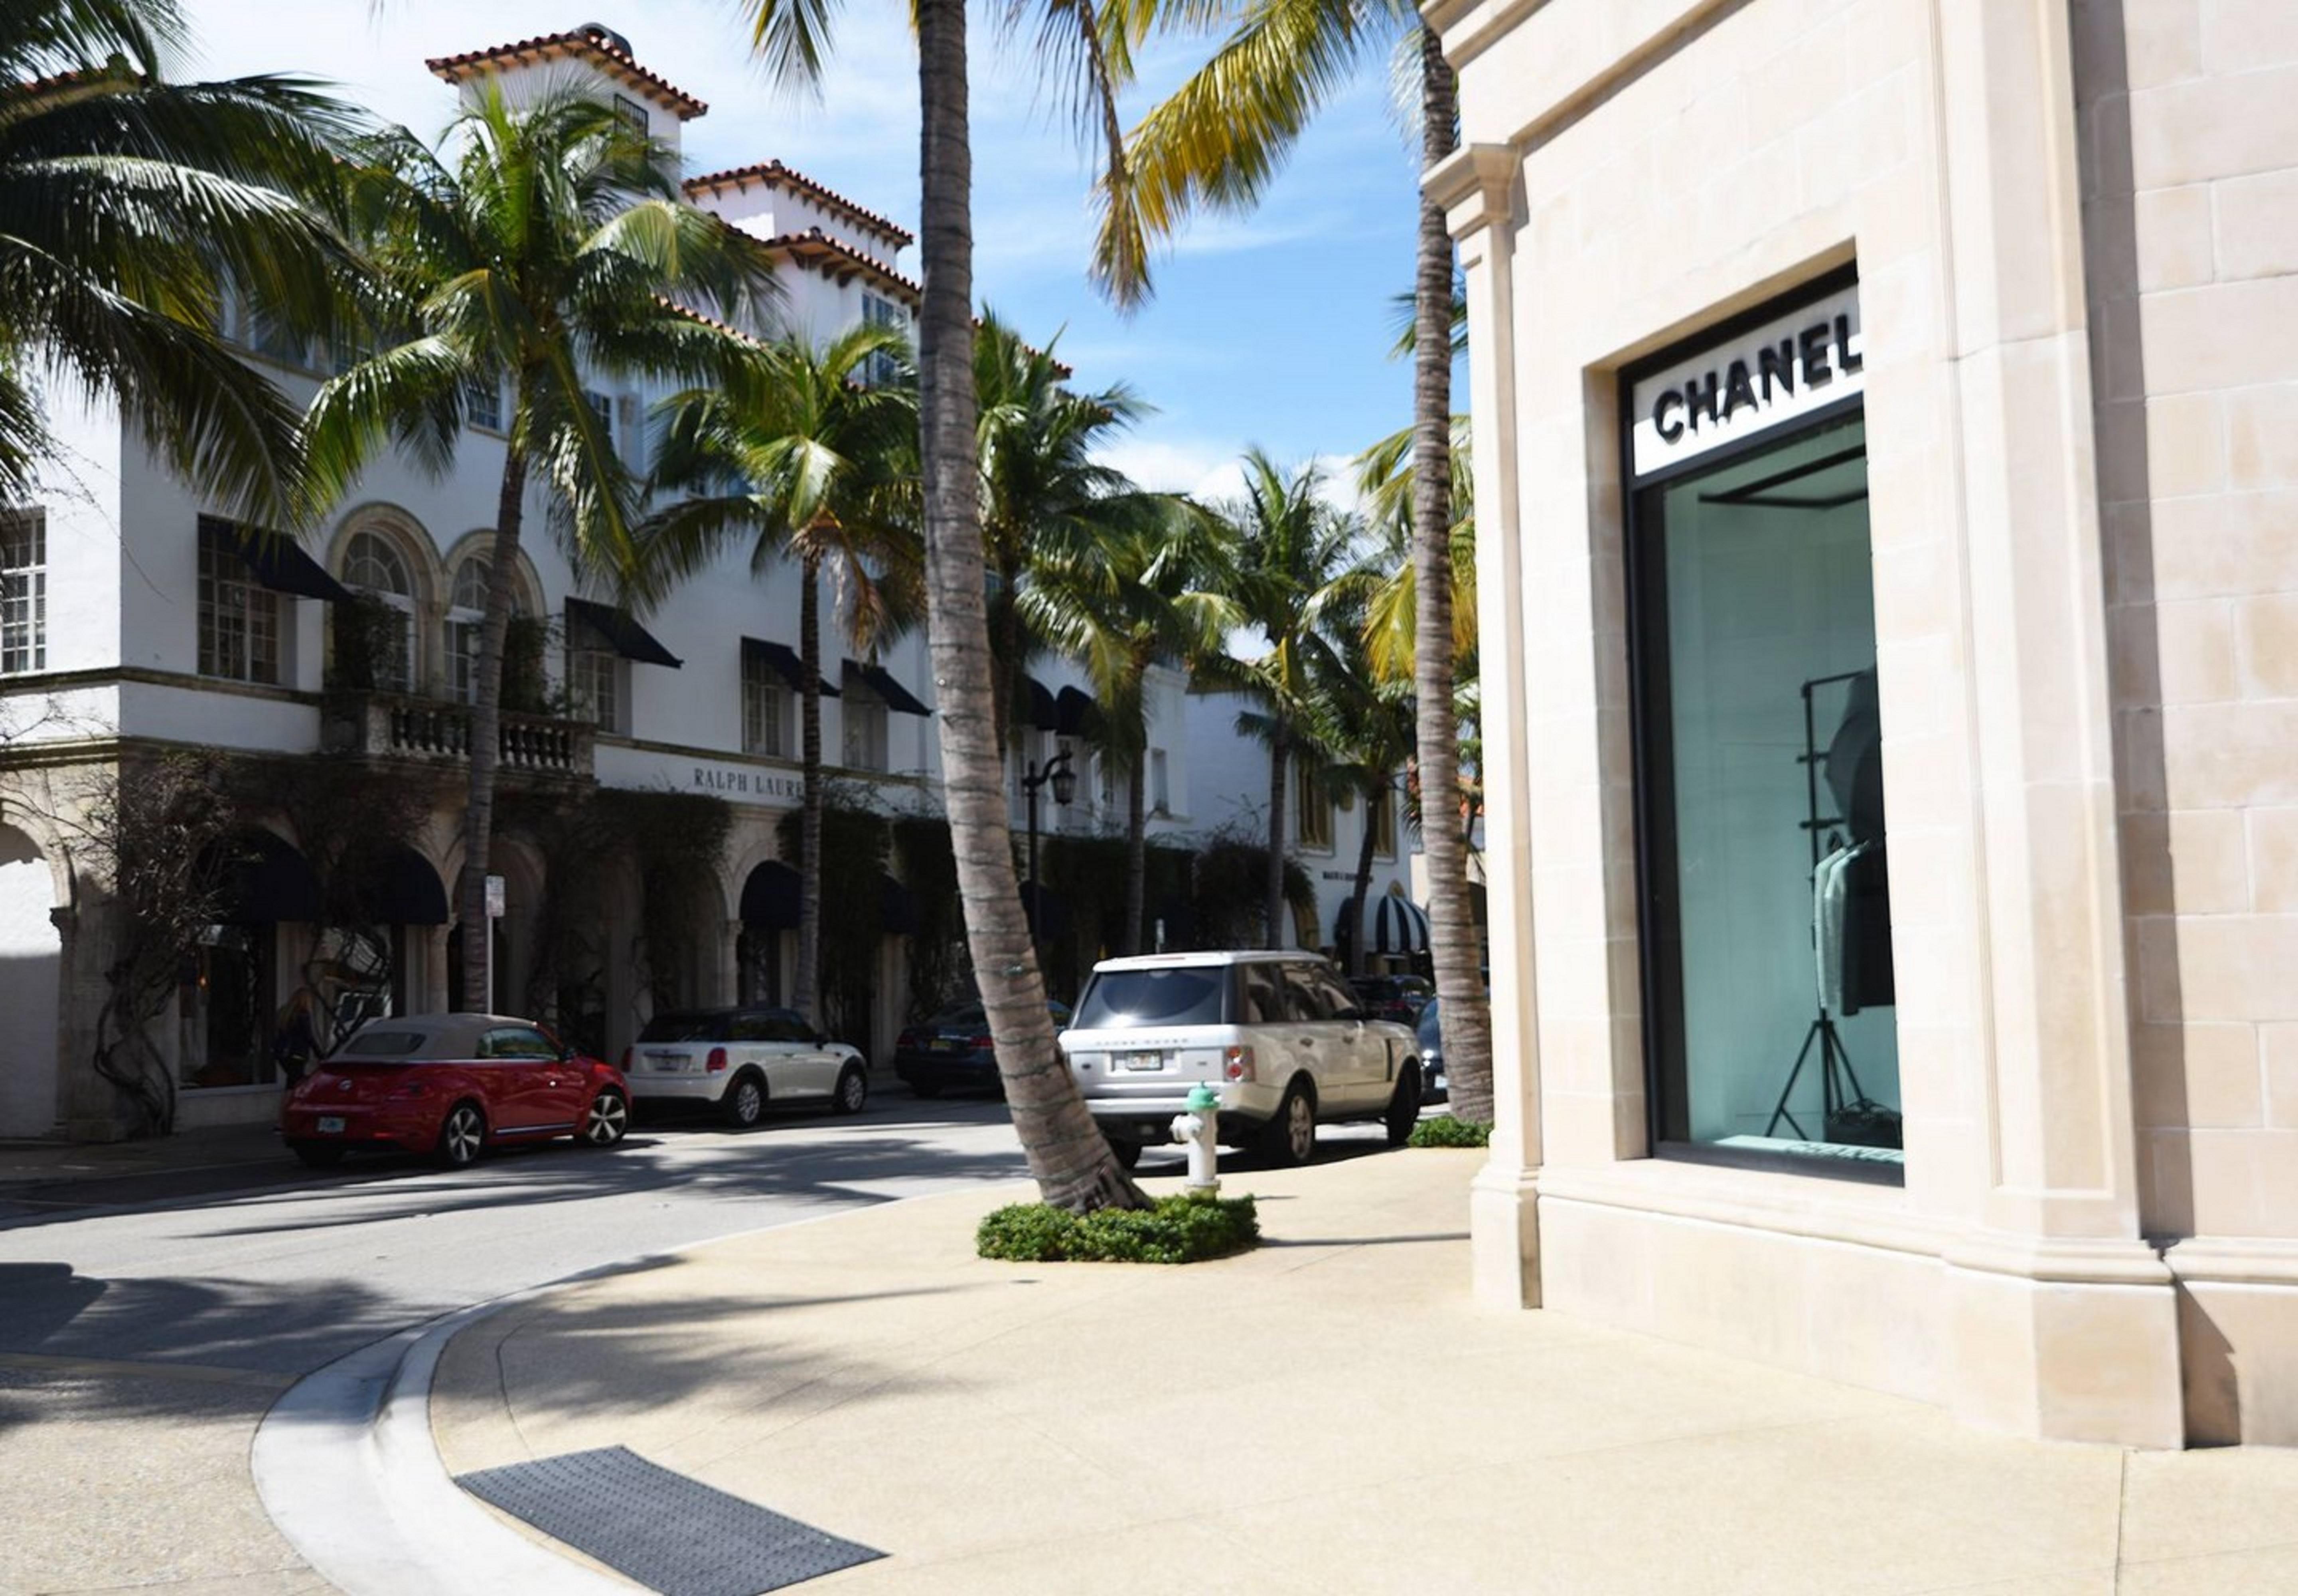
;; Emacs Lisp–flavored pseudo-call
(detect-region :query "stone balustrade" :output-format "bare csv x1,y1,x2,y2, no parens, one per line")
322,693,594,780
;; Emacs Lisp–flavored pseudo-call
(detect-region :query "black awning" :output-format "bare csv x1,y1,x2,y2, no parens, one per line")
843,659,929,717
879,874,918,935
1025,675,1058,731
740,860,800,930
566,597,682,668
1054,685,1097,738
1373,895,1432,956
204,829,323,925
355,844,448,926
742,637,838,696
201,516,351,602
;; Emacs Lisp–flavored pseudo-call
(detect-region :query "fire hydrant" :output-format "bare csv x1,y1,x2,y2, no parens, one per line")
1169,1082,1221,1197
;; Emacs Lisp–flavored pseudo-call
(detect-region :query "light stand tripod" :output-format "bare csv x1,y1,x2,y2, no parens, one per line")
1765,671,1891,1144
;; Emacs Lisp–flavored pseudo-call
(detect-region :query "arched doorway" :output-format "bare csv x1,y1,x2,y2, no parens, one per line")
190,828,322,1089
736,860,799,1007
0,824,60,1136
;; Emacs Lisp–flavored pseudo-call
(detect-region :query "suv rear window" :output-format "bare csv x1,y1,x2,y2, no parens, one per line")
1073,968,1232,1029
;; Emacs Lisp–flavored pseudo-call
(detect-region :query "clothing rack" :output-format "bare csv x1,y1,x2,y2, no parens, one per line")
1765,670,1889,1142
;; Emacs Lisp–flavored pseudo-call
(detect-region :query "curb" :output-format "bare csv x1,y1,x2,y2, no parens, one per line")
249,1184,1028,1596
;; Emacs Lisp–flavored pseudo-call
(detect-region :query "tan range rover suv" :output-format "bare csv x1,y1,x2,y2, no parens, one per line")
1059,950,1424,1168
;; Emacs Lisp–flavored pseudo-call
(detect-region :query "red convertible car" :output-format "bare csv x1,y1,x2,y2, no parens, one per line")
280,1013,630,1170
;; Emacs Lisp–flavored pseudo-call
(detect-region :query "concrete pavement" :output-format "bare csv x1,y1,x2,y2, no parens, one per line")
433,1146,2298,1596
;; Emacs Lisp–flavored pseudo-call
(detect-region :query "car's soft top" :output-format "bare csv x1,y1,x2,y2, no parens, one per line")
327,1013,548,1062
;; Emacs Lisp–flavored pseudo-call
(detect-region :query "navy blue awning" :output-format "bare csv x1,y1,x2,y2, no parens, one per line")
1024,675,1058,731
1054,685,1097,738
204,830,323,925
566,597,681,668
740,860,800,930
358,844,448,926
844,659,929,716
200,516,351,602
743,637,838,695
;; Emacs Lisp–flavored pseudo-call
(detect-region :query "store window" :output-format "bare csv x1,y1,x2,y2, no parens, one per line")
1,509,45,675
1627,278,1897,1179
568,643,624,734
197,521,280,684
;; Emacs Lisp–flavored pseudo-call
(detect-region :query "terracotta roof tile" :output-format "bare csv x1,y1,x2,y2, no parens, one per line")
425,26,707,120
761,226,924,307
684,160,913,247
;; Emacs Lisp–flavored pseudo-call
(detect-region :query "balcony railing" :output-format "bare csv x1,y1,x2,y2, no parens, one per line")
322,693,594,780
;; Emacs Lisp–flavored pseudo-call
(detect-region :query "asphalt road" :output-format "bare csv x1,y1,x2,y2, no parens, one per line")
0,1092,1045,1595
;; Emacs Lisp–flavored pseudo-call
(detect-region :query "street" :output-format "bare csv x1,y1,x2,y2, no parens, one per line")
0,1093,1044,1595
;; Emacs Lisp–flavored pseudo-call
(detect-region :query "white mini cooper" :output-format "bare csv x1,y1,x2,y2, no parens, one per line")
620,1006,869,1128
1060,950,1423,1168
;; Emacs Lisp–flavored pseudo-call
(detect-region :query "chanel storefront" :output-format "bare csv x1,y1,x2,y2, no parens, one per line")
1432,0,2298,1447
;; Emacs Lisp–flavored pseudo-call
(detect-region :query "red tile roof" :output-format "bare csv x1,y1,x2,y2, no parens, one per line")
684,160,913,248
426,26,708,120
762,227,924,308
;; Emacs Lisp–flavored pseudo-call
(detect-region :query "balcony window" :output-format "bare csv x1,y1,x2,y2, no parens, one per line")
843,683,888,771
1295,764,1333,852
339,530,415,691
742,646,786,757
0,510,45,675
446,558,490,703
464,375,502,432
197,521,280,684
1371,782,1398,860
568,644,625,735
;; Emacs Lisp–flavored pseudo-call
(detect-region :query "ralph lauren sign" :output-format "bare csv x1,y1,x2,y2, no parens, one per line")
1629,282,1864,480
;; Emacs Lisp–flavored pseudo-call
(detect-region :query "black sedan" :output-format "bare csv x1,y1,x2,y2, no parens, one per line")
1414,996,1451,1104
894,1000,1073,1097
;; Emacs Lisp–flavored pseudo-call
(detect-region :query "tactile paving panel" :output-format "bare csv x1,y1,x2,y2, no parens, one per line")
456,1445,886,1596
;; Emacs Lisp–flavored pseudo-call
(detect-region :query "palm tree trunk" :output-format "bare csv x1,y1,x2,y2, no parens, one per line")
915,0,1146,1211
795,553,823,1025
1121,750,1146,956
1414,28,1493,1122
1349,782,1381,978
458,444,529,1008
1264,721,1289,950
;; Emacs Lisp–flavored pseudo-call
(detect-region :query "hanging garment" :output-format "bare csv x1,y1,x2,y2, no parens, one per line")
1814,838,1896,1016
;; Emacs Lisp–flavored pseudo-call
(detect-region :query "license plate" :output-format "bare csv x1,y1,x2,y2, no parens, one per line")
1121,1053,1165,1071
316,1116,345,1134
646,1052,688,1072
930,1039,957,1053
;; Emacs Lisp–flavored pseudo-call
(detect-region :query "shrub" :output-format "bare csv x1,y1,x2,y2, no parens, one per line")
977,1193,1260,1264
1407,1116,1493,1149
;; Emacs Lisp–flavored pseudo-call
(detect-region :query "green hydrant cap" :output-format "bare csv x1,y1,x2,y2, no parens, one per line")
1186,1084,1220,1110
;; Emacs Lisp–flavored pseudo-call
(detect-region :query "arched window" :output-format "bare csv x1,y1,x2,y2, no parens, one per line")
340,529,415,691
446,557,490,704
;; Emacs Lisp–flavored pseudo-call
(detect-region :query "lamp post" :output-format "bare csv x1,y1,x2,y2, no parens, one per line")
1021,747,1076,948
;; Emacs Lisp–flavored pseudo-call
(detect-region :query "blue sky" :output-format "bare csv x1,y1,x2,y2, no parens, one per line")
183,0,1429,502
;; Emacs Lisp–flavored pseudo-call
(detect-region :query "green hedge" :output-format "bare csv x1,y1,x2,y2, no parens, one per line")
1407,1116,1493,1149
977,1193,1260,1264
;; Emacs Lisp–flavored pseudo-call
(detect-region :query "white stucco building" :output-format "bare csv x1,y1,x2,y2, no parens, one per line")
0,24,1211,1140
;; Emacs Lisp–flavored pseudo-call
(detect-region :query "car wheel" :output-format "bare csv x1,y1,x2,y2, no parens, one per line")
580,1088,629,1149
1384,1063,1423,1147
833,1063,869,1116
289,1141,346,1169
433,1101,486,1169
721,1072,767,1130
1256,1080,1317,1168
1107,1134,1143,1171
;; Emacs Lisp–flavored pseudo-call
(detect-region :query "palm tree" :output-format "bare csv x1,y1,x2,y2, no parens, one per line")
1093,2,1495,1118
305,87,778,1007
1021,499,1239,955
1204,452,1358,950
0,0,361,522
1303,618,1416,978
742,0,1153,1212
640,324,921,1026
974,316,1149,756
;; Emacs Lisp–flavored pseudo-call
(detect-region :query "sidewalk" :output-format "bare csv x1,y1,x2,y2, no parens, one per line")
433,1149,2298,1596
0,1122,284,1189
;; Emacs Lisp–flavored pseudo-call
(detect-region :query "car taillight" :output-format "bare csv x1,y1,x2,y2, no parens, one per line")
897,1030,922,1050
1224,1045,1255,1082
706,1047,728,1073
969,1033,994,1052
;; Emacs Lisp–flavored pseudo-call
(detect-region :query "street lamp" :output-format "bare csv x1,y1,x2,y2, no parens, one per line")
1021,747,1076,943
